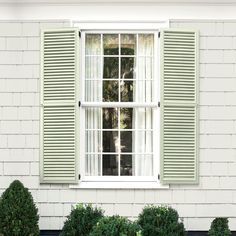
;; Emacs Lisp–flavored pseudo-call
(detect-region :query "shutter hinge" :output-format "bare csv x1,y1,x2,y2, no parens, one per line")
158,174,160,180
78,174,81,180
78,31,81,38
78,101,81,107
158,31,161,38
158,101,160,107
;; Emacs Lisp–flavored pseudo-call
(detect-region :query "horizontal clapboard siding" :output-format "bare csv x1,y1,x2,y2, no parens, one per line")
160,29,199,184
40,29,78,183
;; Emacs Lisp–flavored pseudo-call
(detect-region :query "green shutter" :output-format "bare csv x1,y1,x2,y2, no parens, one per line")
40,29,78,183
160,29,199,184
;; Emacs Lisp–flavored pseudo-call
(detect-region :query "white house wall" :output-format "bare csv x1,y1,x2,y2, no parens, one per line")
0,19,236,231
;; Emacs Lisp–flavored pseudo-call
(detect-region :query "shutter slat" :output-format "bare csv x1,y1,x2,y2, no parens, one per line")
41,29,78,184
160,29,199,184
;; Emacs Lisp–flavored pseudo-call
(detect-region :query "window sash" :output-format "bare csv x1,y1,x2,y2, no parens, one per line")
79,30,160,180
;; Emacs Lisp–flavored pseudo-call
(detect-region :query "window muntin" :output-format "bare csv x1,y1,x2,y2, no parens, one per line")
83,32,157,178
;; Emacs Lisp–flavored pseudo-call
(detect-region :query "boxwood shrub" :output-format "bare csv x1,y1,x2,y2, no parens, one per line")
60,204,104,236
208,218,231,236
138,205,185,236
89,215,141,236
0,180,39,236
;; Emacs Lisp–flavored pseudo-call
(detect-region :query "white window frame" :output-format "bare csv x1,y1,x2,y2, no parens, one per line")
70,21,169,189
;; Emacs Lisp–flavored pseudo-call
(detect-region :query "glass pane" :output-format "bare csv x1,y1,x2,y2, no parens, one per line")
138,34,154,56
121,57,135,79
136,155,153,176
120,155,133,176
133,81,153,103
103,155,118,175
103,131,119,152
86,34,101,55
103,80,119,102
103,57,119,78
133,108,153,130
103,34,119,55
120,81,133,102
120,131,132,153
86,154,101,176
103,108,118,129
85,56,101,79
137,57,153,79
85,108,101,129
120,108,133,129
85,81,102,102
133,131,153,153
121,34,136,55
86,131,101,153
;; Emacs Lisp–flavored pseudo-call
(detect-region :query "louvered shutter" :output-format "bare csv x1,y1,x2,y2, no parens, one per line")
40,29,78,183
160,29,199,184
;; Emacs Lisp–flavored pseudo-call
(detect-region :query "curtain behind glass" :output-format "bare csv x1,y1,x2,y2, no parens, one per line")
133,34,154,176
85,35,101,176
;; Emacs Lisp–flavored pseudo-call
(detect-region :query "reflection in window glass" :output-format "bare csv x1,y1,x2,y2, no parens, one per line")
103,34,119,55
121,34,136,55
103,155,118,175
103,80,119,102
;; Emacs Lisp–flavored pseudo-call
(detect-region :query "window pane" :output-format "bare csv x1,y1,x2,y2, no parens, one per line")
86,131,101,153
103,80,119,102
120,80,133,102
86,34,101,55
121,34,136,55
138,34,154,56
120,108,133,129
133,81,153,103
103,34,119,55
121,57,135,79
136,155,153,176
137,57,153,79
120,131,132,153
120,155,133,176
103,131,118,152
85,81,102,102
85,56,101,79
133,131,153,153
103,57,119,78
133,108,153,130
103,155,118,175
85,108,101,129
86,154,101,176
103,108,118,129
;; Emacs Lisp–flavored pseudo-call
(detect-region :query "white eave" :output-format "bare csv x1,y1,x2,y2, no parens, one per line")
2,0,236,5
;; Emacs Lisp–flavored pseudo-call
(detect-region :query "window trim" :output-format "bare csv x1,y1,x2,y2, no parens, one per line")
70,21,169,189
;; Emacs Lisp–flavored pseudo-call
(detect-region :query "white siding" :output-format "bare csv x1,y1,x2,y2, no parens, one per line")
0,19,236,231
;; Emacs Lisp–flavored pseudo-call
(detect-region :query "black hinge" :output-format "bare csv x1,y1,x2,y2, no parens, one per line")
78,101,81,107
78,174,81,180
158,101,160,107
158,174,160,180
78,31,81,38
158,31,161,38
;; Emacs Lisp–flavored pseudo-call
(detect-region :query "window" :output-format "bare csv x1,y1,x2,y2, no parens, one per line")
40,25,199,187
81,32,159,180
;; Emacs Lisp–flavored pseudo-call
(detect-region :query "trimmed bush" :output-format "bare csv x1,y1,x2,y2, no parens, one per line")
0,180,39,236
60,204,104,236
138,205,185,236
89,215,141,236
208,218,231,236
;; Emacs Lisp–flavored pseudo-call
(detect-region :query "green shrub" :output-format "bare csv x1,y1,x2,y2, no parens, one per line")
208,218,231,236
60,204,104,236
0,180,39,236
137,205,185,236
89,215,141,236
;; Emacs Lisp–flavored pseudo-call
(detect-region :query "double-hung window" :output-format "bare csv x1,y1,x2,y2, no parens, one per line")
81,32,159,181
40,23,199,186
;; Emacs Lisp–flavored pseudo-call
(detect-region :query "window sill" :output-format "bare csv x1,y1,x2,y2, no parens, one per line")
69,181,169,189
